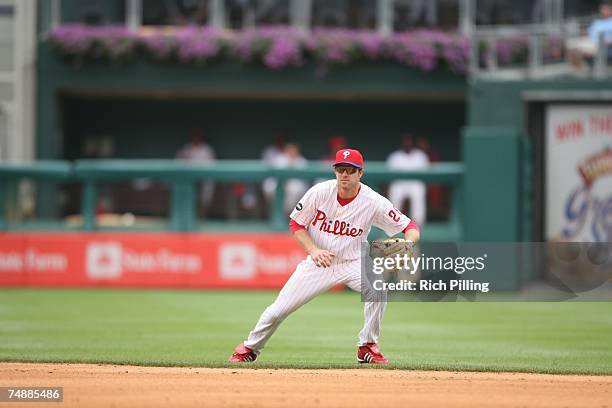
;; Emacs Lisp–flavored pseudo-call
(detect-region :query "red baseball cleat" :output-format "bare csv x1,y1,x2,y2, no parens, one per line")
228,342,257,363
357,343,389,364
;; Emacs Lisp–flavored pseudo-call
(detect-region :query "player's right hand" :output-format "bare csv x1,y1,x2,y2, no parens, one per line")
310,248,335,268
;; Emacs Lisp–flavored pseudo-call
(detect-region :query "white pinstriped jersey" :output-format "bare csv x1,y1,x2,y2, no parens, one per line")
289,180,411,261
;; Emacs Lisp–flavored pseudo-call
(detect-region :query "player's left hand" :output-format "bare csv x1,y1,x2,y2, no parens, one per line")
370,238,414,259
310,248,336,268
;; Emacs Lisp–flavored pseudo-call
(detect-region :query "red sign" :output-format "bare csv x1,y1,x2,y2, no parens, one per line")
0,233,307,289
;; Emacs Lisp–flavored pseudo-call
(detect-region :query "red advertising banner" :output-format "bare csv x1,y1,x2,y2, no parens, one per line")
0,233,307,289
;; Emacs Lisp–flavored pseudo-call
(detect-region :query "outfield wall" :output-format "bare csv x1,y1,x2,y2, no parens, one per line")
0,232,305,288
0,233,527,291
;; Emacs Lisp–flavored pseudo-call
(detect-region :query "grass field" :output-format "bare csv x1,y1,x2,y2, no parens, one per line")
1,288,611,374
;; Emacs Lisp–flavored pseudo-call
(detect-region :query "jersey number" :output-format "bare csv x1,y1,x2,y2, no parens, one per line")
388,209,401,222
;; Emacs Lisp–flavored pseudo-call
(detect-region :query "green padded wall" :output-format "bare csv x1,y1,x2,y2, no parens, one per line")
463,126,520,241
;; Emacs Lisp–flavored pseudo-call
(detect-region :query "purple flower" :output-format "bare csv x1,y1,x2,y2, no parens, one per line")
441,38,470,74
175,26,222,62
49,24,137,59
49,24,95,54
390,31,438,71
141,33,175,59
233,26,308,68
264,36,303,69
356,31,388,59
312,28,357,65
233,29,260,61
47,24,474,75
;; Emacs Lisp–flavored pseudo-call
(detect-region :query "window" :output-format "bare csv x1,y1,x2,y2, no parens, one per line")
142,0,211,26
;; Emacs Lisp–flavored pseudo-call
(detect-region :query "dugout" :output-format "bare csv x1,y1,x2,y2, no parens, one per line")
34,34,612,245
36,40,466,226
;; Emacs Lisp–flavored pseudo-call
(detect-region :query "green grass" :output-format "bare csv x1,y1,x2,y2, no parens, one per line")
1,289,611,374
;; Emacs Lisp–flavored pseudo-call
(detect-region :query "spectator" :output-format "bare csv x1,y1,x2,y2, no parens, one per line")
316,134,347,184
262,132,288,165
262,132,289,204
263,142,309,214
228,132,289,221
567,1,612,68
386,134,429,226
176,128,216,215
416,136,445,218
282,143,309,214
322,134,347,162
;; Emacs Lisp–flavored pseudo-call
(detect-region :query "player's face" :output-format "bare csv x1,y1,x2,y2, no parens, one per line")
334,165,363,188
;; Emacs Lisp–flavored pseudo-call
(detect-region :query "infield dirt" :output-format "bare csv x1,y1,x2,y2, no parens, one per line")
1,363,611,408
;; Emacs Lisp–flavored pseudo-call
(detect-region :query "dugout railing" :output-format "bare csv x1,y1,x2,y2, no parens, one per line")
0,160,464,241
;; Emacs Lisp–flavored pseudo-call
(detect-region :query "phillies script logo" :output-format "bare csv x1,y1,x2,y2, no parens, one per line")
563,150,612,242
312,210,364,237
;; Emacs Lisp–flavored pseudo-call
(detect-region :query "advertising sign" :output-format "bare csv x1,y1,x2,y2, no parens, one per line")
545,105,612,242
0,233,306,288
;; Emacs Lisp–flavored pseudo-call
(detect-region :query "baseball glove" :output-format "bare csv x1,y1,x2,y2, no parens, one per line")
369,238,415,259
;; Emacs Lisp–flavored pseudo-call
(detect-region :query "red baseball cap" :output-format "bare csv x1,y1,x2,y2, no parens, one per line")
333,149,364,169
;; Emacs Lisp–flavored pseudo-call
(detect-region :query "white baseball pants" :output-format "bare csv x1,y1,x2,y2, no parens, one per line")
243,257,387,353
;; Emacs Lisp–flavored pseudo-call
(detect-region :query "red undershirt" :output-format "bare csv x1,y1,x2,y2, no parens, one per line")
336,185,361,206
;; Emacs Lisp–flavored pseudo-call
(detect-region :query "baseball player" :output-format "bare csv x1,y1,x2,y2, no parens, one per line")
229,148,420,364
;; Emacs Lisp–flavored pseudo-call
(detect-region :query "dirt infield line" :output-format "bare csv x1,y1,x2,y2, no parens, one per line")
1,363,611,408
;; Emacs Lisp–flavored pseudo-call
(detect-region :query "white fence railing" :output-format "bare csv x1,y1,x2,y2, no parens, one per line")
468,20,611,80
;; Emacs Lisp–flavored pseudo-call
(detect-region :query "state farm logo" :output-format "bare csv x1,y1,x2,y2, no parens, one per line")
86,242,202,279
86,243,122,279
0,249,67,273
220,244,256,279
219,243,305,279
